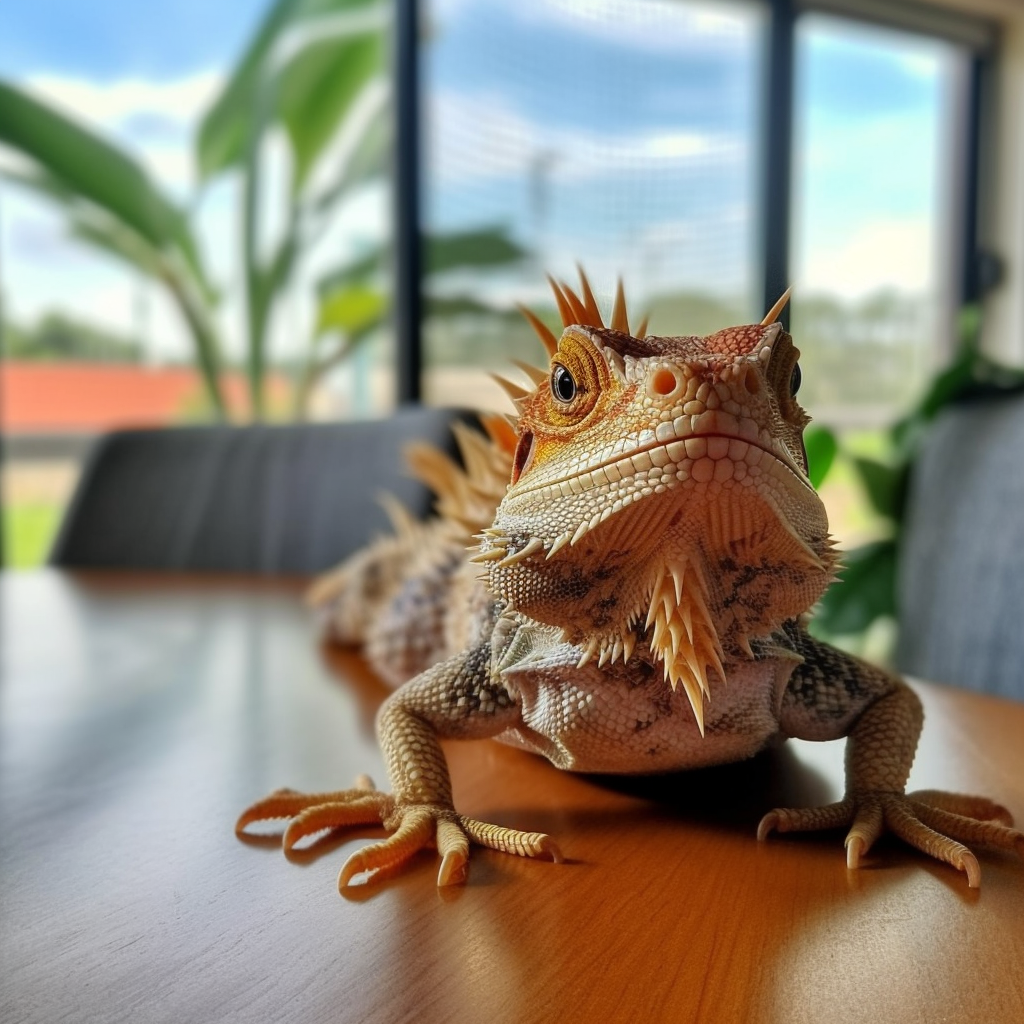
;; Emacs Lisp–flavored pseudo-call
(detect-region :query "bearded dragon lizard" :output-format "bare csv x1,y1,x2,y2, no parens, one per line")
238,273,1024,891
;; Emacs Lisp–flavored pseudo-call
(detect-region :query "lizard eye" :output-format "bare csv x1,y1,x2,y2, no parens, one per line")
551,364,577,403
789,363,802,397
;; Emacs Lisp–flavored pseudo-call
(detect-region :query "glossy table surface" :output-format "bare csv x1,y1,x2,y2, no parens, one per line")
2,570,1023,1024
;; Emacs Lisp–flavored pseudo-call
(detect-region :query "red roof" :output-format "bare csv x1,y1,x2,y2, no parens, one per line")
1,362,288,432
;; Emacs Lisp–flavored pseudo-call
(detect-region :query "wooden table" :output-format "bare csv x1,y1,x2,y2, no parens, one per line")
2,570,1023,1024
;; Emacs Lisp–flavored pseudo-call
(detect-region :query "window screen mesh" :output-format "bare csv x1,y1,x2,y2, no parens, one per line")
422,0,765,409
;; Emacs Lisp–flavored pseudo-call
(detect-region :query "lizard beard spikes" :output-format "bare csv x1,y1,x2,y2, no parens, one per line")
644,557,725,737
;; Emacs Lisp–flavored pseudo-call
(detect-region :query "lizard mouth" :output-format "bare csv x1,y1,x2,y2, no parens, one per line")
512,429,811,500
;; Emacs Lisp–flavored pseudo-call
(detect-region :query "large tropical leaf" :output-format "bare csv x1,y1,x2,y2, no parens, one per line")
813,539,897,637
316,226,528,298
315,248,382,297
6,165,168,282
197,0,386,184
197,0,315,178
69,211,165,279
305,85,389,219
851,456,906,521
803,425,837,489
279,33,384,188
0,81,195,262
315,283,386,336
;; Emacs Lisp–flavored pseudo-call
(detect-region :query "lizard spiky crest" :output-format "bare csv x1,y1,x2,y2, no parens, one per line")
481,272,835,733
327,271,830,734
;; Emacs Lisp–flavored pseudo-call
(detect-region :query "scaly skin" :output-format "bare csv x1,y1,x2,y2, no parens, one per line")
238,273,1024,892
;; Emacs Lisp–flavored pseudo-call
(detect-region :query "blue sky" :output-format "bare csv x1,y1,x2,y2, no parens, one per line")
0,0,265,79
423,1,957,317
0,0,961,362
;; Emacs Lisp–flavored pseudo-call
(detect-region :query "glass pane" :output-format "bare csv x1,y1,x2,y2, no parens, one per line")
0,11,395,566
791,14,968,426
421,0,765,408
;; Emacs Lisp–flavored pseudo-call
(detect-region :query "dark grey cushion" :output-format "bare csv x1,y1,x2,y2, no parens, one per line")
896,394,1024,700
50,408,478,575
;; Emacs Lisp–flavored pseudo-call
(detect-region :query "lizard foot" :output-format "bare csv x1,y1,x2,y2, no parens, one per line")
236,782,562,889
757,789,1024,887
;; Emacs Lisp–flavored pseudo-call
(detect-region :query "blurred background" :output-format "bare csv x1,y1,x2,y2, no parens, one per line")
2,0,1024,655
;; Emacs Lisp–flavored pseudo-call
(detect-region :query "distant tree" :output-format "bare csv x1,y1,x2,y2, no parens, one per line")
4,312,142,362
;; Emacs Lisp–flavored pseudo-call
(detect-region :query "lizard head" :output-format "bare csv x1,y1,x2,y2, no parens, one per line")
474,273,837,733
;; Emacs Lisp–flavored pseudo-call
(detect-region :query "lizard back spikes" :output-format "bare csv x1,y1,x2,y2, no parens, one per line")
761,286,793,326
518,303,559,357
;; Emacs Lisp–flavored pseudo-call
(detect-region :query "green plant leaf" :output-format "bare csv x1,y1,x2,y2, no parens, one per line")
315,226,527,300
197,0,313,178
305,103,388,220
315,284,386,336
0,80,215,300
851,456,906,521
197,0,385,182
5,165,165,282
69,211,165,278
316,248,383,298
279,34,383,189
814,539,897,636
803,426,837,489
0,81,191,256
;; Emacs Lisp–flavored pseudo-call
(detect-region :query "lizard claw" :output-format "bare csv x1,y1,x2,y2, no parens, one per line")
237,782,561,891
758,789,1024,887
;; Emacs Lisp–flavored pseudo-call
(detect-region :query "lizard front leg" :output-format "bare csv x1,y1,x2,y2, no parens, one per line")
758,629,1024,886
237,644,560,889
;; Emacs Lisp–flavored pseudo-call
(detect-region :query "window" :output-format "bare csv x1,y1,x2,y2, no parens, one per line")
415,0,991,424
420,0,766,407
791,13,971,424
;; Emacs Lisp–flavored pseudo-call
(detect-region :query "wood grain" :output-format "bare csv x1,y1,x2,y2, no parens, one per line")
2,570,1023,1024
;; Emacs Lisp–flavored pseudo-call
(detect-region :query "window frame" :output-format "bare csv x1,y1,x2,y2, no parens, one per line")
394,0,1001,404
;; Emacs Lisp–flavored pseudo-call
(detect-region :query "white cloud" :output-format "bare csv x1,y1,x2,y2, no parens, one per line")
23,70,223,194
428,89,744,186
895,51,942,81
796,218,935,299
510,0,757,55
25,71,222,134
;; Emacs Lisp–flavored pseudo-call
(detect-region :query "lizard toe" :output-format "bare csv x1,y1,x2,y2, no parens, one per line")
909,789,1014,827
236,784,380,837
282,794,391,853
758,789,1021,888
458,815,563,862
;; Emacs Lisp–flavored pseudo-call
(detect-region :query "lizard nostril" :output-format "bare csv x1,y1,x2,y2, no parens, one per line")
744,369,760,395
650,368,679,397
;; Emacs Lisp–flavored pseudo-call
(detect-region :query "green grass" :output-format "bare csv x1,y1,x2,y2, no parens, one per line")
3,503,64,568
